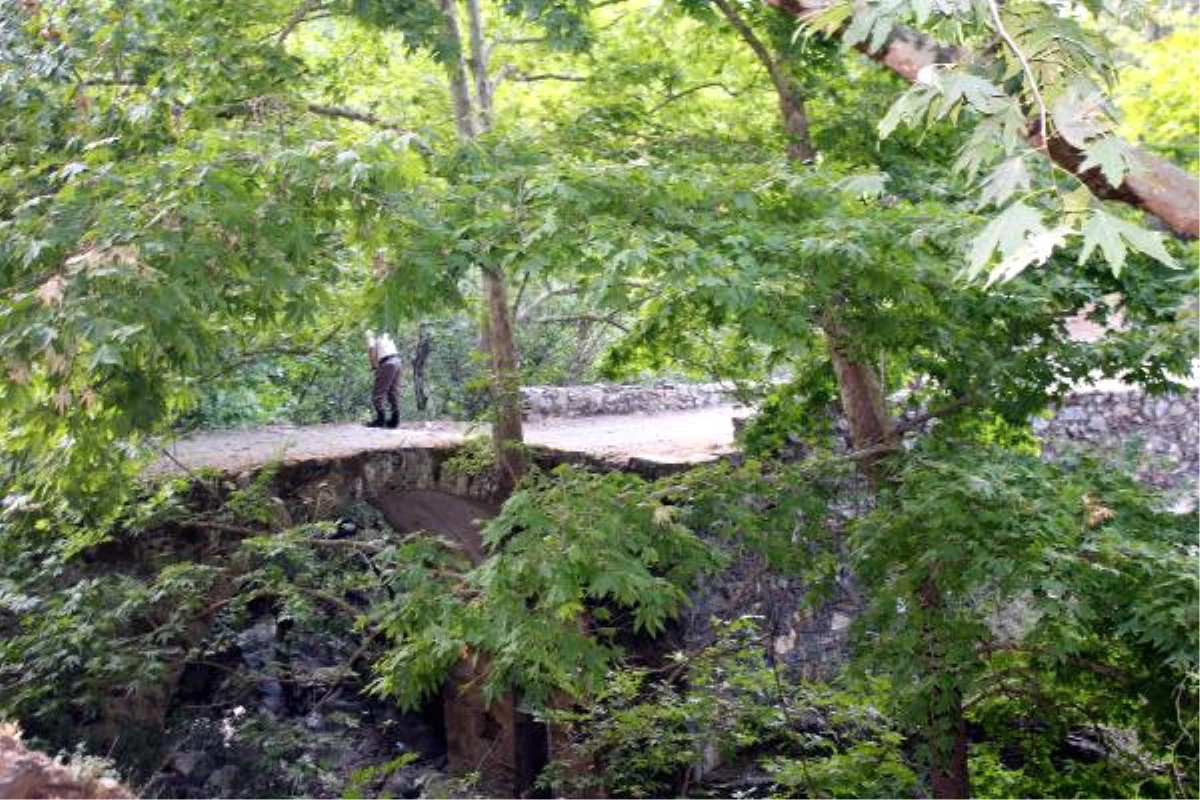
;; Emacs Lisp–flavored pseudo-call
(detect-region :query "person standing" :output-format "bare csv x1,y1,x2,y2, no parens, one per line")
365,330,402,428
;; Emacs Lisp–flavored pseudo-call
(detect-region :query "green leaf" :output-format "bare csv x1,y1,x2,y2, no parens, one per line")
1078,210,1127,273
966,201,1045,280
1050,78,1112,148
1078,209,1178,275
836,173,889,201
1079,136,1130,187
977,157,1030,209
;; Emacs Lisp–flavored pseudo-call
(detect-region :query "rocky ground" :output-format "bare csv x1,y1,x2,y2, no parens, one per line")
0,723,131,799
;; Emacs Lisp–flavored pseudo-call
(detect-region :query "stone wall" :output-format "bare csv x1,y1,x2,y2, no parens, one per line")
1035,388,1198,496
526,380,1198,496
521,381,733,418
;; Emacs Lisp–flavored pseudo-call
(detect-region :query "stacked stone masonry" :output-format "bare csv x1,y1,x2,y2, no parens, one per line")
520,381,733,418
1033,388,1198,497
521,381,1197,496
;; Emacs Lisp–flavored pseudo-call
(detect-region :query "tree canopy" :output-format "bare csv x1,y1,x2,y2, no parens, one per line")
1,0,1197,797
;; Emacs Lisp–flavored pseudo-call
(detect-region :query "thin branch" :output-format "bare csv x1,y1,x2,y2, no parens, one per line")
985,0,1050,164
515,285,580,321
490,36,548,47
276,0,327,45
79,76,144,87
157,447,222,500
648,81,741,115
892,394,972,435
527,314,630,333
197,324,345,383
510,71,588,83
305,103,435,155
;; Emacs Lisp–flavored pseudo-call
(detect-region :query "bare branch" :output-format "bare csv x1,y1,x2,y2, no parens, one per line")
490,36,549,47
648,81,742,115
276,0,328,45
527,313,630,333
892,394,972,435
511,71,588,83
305,103,435,155
514,285,581,321
195,324,346,383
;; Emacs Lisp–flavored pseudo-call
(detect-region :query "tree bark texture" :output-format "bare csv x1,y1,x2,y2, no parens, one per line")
439,0,477,140
484,267,526,496
465,0,494,130
411,325,432,412
764,0,1199,238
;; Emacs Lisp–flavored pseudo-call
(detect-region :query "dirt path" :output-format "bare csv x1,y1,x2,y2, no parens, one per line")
154,404,753,476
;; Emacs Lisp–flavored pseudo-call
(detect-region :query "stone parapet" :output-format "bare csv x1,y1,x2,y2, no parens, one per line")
521,381,733,418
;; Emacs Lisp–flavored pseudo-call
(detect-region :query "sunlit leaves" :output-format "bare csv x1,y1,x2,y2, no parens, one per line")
370,465,723,709
977,157,1030,209
1078,208,1177,275
965,201,1044,280
1078,134,1133,186
878,68,1012,140
820,0,1187,281
1051,77,1116,149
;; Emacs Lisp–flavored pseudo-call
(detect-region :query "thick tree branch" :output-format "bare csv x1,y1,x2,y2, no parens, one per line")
439,0,479,140
766,0,1199,237
466,0,494,130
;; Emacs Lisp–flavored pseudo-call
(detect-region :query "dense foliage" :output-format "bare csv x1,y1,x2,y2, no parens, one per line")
1,0,1196,798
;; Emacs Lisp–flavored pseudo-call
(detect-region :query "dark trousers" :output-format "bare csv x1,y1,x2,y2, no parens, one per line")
372,356,401,417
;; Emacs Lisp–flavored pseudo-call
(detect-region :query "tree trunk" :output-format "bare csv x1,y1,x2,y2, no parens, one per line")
411,325,432,412
711,0,816,162
918,578,972,799
484,267,526,495
436,0,539,790
716,0,889,468
513,692,550,798
764,0,1199,238
464,0,493,130
438,0,477,140
777,78,816,163
821,315,896,480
